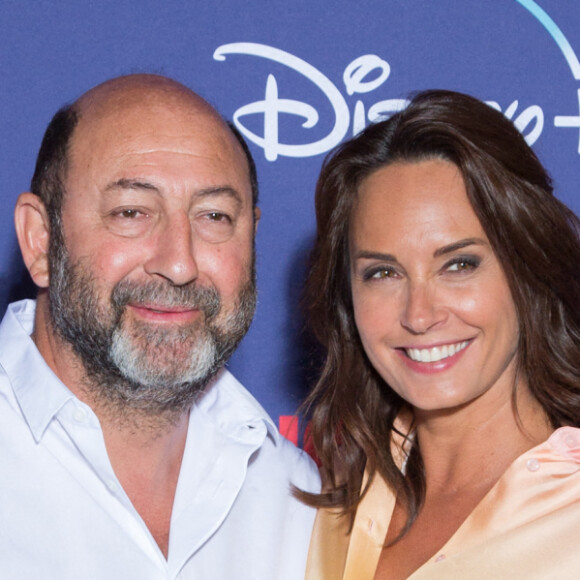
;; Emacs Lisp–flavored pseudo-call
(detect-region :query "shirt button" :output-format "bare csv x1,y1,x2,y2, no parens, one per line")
73,407,87,423
565,434,578,448
106,480,118,492
526,458,540,472
435,554,446,563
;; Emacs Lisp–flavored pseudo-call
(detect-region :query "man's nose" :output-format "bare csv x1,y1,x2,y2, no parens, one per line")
144,213,199,286
400,280,447,334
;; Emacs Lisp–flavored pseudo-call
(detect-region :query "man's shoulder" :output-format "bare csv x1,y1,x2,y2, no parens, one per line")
272,429,321,490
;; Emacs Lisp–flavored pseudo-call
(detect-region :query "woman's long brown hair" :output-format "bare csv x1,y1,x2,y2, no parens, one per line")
298,90,580,534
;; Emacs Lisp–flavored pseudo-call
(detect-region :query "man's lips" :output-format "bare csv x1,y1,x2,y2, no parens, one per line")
127,303,201,323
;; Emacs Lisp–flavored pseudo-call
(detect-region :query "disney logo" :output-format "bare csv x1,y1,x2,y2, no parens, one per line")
214,42,544,161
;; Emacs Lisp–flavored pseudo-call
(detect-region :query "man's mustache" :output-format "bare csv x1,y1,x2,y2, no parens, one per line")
111,280,221,322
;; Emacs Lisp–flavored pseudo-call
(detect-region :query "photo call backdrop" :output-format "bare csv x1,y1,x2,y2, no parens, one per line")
1,0,579,446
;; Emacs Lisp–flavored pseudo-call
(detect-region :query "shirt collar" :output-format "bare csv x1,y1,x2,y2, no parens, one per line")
0,300,76,442
0,300,280,446
196,367,280,446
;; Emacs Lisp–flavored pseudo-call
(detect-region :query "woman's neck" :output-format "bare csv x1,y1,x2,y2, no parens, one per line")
414,382,553,494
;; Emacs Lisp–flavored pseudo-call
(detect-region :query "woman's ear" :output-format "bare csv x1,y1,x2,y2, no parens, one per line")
14,193,52,288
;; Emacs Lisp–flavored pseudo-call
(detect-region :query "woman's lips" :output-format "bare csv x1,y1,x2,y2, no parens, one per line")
396,339,473,374
405,340,470,363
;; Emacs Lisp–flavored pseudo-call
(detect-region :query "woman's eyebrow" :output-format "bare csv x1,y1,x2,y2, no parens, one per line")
433,237,488,258
353,250,398,262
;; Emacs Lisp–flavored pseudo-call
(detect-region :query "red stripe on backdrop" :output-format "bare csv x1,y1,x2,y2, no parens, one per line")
278,415,298,445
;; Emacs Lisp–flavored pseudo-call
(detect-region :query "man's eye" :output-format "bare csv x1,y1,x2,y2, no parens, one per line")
104,207,152,238
194,211,236,243
206,211,231,222
110,208,145,220
118,209,142,219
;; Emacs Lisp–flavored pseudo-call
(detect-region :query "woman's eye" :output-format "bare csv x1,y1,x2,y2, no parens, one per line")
446,257,480,272
364,267,398,280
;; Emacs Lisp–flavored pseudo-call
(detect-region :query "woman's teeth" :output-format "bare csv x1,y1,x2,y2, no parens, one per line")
406,340,469,363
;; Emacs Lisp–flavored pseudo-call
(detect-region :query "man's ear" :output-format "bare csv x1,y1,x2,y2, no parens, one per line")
14,193,51,288
253,206,261,234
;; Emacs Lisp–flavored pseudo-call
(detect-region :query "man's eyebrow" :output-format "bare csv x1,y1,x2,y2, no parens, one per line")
103,181,243,206
104,179,160,194
195,186,243,205
433,237,488,258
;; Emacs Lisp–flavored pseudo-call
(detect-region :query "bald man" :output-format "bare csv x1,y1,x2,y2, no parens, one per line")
0,75,319,579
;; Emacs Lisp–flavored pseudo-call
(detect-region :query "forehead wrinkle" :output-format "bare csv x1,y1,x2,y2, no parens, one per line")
101,179,245,214
66,78,253,208
105,178,160,194
72,115,247,178
72,82,237,161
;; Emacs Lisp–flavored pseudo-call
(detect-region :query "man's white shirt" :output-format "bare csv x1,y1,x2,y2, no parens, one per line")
0,300,320,579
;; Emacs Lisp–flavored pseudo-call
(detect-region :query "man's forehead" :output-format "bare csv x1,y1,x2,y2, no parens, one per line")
76,74,213,118
68,79,244,170
75,79,226,142
58,75,252,204
73,105,233,154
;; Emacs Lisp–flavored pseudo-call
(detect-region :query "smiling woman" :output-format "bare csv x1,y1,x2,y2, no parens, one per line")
300,90,580,579
350,160,521,414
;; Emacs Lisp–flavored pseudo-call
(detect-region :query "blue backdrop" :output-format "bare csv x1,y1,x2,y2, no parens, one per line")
1,0,579,442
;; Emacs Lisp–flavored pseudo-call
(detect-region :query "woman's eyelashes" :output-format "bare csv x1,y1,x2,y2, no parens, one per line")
362,264,401,281
359,254,482,282
443,254,482,273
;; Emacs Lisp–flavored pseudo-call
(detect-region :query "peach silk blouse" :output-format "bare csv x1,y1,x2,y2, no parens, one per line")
305,426,580,579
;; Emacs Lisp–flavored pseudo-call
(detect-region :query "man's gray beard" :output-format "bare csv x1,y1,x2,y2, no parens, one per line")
47,234,256,416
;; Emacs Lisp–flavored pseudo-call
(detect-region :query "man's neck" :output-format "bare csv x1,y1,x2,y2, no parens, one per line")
32,294,190,557
101,410,190,558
